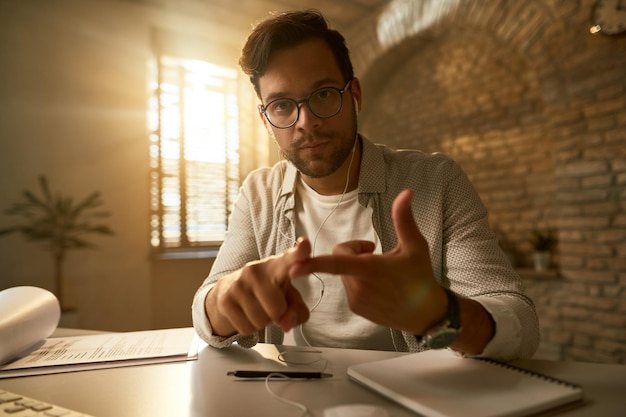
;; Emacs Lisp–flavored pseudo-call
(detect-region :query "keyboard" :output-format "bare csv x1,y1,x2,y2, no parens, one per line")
0,389,95,416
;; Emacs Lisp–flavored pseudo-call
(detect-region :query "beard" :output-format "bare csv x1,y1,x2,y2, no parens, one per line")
280,114,358,179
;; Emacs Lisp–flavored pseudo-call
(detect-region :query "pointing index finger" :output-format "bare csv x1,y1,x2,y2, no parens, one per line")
288,241,375,279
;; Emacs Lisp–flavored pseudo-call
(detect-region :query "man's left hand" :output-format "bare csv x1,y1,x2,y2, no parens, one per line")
288,189,448,335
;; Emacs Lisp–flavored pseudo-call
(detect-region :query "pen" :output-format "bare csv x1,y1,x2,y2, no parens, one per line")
227,370,332,379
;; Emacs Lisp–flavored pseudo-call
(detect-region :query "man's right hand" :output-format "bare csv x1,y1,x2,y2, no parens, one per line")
205,238,312,337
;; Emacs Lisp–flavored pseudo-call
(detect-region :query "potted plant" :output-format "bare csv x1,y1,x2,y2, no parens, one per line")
0,176,114,311
529,229,556,271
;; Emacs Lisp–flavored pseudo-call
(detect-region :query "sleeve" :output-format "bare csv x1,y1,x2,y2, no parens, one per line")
400,156,539,361
471,295,526,360
441,159,540,361
191,282,259,349
190,183,263,349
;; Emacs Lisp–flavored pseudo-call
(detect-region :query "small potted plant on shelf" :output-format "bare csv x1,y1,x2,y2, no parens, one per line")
530,229,556,272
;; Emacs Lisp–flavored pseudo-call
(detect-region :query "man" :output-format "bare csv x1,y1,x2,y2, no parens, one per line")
192,9,539,360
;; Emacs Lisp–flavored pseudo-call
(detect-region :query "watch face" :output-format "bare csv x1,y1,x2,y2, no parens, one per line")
427,329,459,349
592,0,626,35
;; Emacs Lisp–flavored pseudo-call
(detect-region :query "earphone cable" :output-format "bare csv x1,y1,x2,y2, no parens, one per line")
274,133,358,346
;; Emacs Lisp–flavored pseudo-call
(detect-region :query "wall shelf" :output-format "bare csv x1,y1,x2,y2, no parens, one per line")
515,268,560,280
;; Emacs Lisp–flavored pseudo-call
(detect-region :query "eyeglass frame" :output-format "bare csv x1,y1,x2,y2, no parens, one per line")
259,80,353,129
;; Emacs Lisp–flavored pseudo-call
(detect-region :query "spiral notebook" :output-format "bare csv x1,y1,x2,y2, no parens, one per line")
347,349,584,417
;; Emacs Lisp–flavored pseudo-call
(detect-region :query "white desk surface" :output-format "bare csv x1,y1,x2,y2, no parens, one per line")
1,337,624,417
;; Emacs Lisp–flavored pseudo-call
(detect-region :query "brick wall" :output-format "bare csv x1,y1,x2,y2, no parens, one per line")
348,0,626,363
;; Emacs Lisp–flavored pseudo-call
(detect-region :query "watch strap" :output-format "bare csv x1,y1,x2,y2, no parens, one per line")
415,288,461,348
442,287,461,329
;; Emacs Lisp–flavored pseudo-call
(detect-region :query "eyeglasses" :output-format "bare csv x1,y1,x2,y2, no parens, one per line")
259,80,352,129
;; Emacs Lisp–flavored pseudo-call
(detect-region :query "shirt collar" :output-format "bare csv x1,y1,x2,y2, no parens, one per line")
280,134,387,198
358,135,386,194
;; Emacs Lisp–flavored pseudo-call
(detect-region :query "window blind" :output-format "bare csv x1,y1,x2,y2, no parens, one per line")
149,53,239,250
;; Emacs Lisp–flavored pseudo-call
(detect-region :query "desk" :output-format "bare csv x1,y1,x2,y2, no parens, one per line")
1,340,624,416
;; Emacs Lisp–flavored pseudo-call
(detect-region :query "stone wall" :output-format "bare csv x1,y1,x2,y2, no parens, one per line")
348,0,626,363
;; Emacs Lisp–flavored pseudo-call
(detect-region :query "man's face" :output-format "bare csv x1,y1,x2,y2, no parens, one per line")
258,38,360,179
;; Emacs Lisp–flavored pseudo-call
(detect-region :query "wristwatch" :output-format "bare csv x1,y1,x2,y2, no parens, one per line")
415,288,462,349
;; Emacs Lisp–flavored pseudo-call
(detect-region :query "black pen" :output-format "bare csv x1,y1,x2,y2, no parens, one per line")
227,370,332,379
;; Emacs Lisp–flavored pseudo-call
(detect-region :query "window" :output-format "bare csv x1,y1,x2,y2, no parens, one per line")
148,55,240,251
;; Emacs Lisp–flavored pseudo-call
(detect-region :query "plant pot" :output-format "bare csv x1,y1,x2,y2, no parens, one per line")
533,251,551,272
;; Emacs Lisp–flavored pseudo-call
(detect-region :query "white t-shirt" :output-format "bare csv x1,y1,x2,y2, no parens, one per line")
290,177,396,350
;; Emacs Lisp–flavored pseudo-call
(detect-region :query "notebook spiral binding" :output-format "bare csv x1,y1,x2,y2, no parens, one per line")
476,358,583,390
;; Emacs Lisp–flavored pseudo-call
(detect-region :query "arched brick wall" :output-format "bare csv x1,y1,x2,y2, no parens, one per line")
346,0,626,363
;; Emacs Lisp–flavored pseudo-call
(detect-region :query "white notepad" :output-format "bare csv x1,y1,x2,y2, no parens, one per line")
347,349,584,417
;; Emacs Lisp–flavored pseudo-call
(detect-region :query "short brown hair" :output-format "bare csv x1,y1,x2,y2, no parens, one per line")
239,9,354,98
